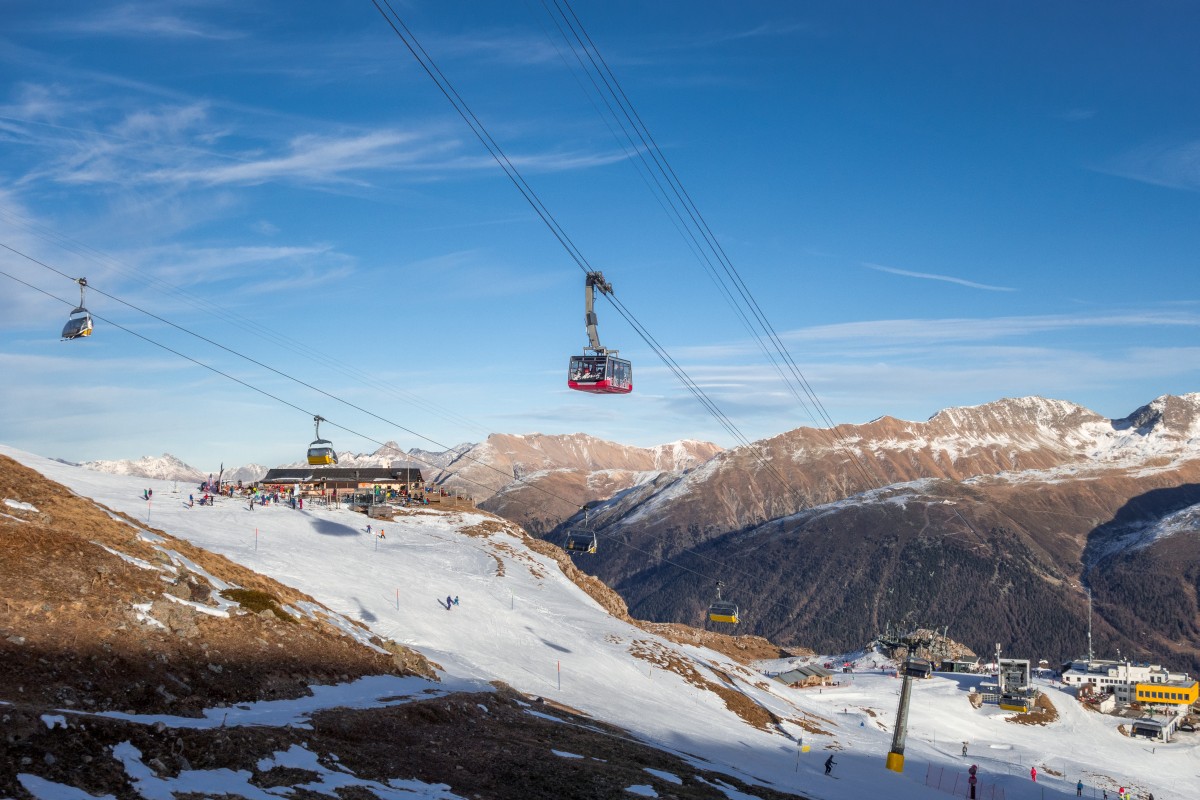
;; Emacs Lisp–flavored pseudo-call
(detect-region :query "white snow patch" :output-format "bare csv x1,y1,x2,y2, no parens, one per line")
41,714,68,729
161,592,230,617
94,542,161,572
625,785,658,797
3,498,37,512
643,767,682,784
18,774,116,800
131,602,166,629
552,749,584,758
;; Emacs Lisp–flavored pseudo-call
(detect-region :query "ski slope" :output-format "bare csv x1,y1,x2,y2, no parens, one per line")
4,445,1197,800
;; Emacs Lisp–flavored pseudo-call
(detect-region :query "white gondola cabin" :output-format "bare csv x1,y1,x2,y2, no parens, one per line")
564,527,598,554
61,278,93,340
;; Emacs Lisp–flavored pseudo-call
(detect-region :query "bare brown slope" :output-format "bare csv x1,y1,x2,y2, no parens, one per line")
0,455,432,717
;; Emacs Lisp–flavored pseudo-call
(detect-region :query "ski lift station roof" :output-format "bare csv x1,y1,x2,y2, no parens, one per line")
259,466,424,486
775,665,835,685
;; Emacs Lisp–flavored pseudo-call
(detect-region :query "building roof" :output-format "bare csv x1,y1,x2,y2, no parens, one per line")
260,466,424,484
774,665,834,684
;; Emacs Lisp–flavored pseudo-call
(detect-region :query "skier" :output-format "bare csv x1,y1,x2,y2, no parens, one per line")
824,755,835,775
188,494,194,507
298,497,303,510
1030,766,1037,783
248,497,254,511
446,595,453,611
1077,780,1084,796
453,595,459,605
962,742,968,756
366,524,372,536
379,528,385,539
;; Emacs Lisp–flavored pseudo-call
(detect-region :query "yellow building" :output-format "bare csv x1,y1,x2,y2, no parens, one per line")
1134,680,1199,706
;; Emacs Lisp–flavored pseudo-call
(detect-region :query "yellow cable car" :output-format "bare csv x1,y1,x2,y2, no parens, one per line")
708,583,739,624
306,415,338,466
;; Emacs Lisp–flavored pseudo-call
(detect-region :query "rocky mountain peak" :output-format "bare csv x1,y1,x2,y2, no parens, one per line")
1116,393,1200,437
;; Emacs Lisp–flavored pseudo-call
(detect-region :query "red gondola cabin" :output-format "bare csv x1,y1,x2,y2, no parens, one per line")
568,354,632,394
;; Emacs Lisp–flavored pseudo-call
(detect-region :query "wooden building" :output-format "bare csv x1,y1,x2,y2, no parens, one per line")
258,466,424,499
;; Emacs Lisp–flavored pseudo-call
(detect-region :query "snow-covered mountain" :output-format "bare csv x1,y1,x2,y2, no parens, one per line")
81,452,206,483
3,443,1193,800
564,394,1200,672
80,453,267,485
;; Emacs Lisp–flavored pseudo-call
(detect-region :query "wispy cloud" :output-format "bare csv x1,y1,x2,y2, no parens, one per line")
46,3,245,41
788,311,1200,346
863,262,1016,292
1098,138,1200,192
3,93,632,193
667,310,1200,360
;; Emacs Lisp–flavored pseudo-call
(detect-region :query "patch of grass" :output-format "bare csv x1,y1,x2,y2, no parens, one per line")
220,589,296,623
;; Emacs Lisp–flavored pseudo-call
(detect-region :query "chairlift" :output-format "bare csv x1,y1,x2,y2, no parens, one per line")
567,271,632,394
306,415,338,466
61,278,94,340
707,582,739,624
564,506,598,554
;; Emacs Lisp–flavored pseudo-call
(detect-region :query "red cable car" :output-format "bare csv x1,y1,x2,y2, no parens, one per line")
567,271,632,395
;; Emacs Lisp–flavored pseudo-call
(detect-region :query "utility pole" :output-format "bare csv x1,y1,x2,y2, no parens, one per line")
995,643,1004,696
886,670,914,773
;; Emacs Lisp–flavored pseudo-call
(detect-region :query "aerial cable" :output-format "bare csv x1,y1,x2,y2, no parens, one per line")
0,217,488,438
539,0,885,493
367,0,799,499
0,244,593,500
549,0,882,492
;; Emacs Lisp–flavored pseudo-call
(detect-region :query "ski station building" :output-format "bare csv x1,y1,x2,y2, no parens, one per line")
1060,658,1198,707
258,465,425,499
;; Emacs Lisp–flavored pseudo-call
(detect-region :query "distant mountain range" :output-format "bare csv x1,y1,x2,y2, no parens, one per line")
559,394,1200,674
81,454,268,485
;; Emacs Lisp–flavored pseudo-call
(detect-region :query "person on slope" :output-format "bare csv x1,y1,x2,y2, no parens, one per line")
1030,767,1037,783
824,755,836,775
446,595,453,611
1076,780,1084,796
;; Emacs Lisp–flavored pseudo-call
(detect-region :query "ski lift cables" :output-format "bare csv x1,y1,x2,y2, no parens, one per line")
367,0,799,498
535,0,885,495
0,228,488,440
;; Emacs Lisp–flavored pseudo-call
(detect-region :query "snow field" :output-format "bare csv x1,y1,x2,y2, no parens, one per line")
5,444,1198,800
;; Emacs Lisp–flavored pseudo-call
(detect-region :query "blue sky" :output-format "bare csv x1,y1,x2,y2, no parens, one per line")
1,1,1198,471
